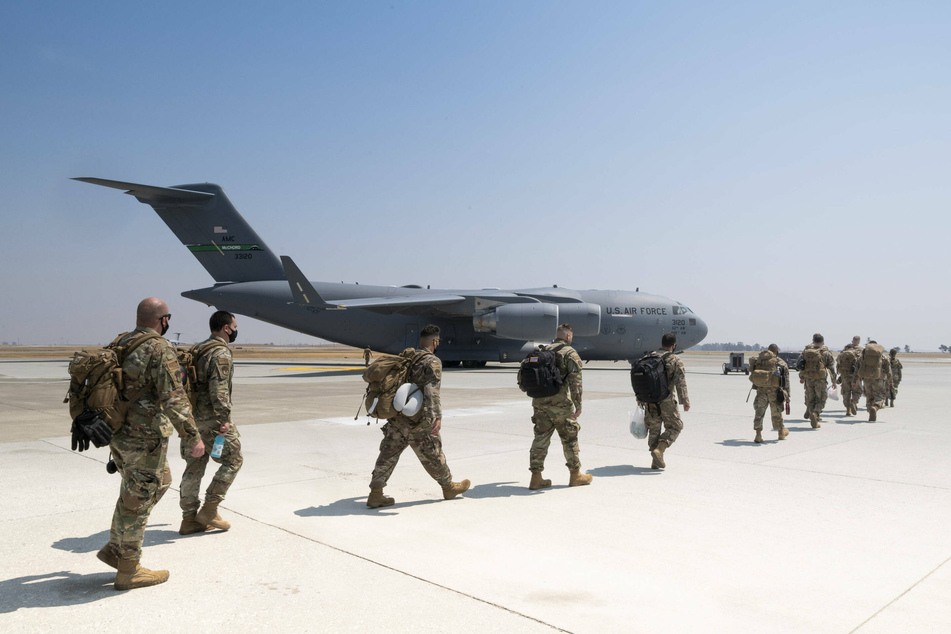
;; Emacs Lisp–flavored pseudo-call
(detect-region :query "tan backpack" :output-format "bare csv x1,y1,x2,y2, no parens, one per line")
836,348,857,376
359,348,433,422
178,340,229,409
800,347,826,380
857,343,885,380
749,350,781,388
65,331,160,432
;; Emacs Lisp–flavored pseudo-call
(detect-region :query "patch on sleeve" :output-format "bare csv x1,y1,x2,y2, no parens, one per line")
216,356,231,377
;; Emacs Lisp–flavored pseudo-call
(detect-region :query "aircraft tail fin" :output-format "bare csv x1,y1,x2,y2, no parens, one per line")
73,178,286,283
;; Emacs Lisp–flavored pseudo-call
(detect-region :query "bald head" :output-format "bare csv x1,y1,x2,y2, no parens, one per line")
136,297,169,331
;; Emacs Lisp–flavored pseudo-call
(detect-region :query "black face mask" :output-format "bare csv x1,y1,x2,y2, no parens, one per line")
228,329,237,343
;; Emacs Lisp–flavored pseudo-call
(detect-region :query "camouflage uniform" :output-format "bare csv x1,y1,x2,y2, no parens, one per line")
750,353,789,432
520,339,583,472
864,354,892,413
643,349,689,451
889,353,903,402
836,346,861,414
105,326,200,562
180,336,243,516
849,345,865,409
800,344,836,420
370,351,452,488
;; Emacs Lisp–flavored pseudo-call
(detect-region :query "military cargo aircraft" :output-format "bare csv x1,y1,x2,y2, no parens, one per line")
74,178,708,366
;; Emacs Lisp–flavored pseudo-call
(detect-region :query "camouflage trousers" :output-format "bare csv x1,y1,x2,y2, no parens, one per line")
107,433,172,562
529,401,581,472
841,379,861,412
644,397,683,451
180,421,243,516
888,381,900,401
865,379,888,411
753,388,785,431
370,417,452,489
803,378,829,416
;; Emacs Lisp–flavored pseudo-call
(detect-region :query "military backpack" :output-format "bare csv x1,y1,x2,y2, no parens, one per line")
836,348,857,377
360,348,433,422
630,352,672,404
178,339,229,409
64,331,161,432
857,343,885,380
517,343,566,398
800,347,826,380
749,350,782,388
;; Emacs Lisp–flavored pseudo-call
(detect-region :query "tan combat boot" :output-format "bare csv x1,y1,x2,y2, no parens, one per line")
869,406,877,422
529,471,551,490
810,413,820,428
196,502,231,530
778,428,789,440
568,469,593,486
442,479,471,500
367,487,395,508
754,430,763,443
651,440,669,469
97,544,118,569
179,513,211,535
114,558,169,591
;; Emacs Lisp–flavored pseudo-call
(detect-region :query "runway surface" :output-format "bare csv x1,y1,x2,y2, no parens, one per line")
1,353,949,632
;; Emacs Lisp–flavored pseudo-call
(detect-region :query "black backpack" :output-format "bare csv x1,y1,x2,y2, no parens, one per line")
518,344,566,398
630,352,672,403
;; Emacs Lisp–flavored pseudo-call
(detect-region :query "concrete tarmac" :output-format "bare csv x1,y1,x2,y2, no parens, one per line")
1,353,949,632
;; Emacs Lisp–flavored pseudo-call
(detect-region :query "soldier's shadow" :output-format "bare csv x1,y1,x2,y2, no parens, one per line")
296,496,444,517
52,525,202,558
588,464,661,477
0,571,115,612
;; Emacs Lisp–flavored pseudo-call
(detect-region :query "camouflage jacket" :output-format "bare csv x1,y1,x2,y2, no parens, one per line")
655,348,689,408
880,356,894,383
118,326,200,444
531,339,583,409
407,349,442,422
192,335,233,428
890,357,903,384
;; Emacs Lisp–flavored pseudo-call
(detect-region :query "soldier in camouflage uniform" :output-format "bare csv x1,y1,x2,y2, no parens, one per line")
179,311,243,535
749,344,789,443
640,333,690,470
364,347,372,367
862,341,892,421
850,336,865,411
836,343,861,416
888,348,902,407
798,333,837,428
518,323,591,489
367,325,470,508
97,298,204,591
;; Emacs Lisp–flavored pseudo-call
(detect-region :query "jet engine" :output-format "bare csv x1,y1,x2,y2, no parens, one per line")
472,302,601,340
557,303,601,337
473,303,559,340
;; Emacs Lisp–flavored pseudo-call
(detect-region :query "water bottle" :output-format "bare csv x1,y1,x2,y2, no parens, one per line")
211,434,225,458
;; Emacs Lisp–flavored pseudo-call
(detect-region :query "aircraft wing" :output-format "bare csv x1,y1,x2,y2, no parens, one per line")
281,255,466,314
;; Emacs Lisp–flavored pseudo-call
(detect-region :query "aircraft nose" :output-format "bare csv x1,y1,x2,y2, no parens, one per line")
693,314,708,345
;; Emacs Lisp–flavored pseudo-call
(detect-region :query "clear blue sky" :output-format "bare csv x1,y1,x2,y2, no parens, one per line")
1,1,949,350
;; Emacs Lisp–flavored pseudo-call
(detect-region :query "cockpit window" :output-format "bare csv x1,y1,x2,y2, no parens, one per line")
673,304,693,315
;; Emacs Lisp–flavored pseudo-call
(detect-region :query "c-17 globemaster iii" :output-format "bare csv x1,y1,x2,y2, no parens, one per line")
74,178,708,366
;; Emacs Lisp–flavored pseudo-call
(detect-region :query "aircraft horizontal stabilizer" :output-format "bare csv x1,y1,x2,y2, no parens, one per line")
72,178,214,203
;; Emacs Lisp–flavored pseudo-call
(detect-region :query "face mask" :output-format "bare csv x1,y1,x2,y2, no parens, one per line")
228,329,237,343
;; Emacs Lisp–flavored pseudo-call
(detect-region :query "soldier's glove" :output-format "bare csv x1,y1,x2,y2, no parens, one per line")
70,410,113,451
